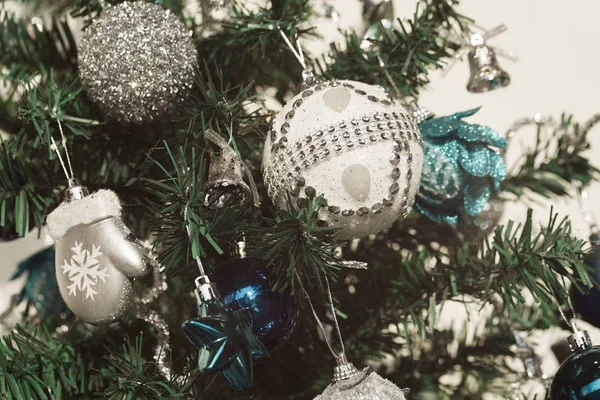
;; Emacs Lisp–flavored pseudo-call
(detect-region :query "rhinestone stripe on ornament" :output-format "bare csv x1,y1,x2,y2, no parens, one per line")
264,82,421,224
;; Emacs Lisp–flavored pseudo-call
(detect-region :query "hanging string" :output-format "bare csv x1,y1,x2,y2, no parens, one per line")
541,260,579,333
48,120,76,185
376,53,402,100
570,179,600,240
277,25,307,70
295,273,345,358
490,296,539,379
204,129,260,207
183,202,206,276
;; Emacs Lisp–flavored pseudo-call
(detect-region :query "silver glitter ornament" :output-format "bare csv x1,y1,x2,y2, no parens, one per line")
46,187,154,325
314,354,409,400
78,2,198,123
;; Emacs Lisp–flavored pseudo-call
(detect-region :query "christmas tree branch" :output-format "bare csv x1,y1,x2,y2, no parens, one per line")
318,0,468,99
248,196,343,294
0,324,86,399
129,140,256,274
197,0,315,94
503,113,600,199
101,334,193,400
0,140,50,238
336,209,589,355
0,10,77,80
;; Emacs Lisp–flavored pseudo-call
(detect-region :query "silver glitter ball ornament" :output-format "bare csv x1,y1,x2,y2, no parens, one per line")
78,2,198,123
46,187,154,325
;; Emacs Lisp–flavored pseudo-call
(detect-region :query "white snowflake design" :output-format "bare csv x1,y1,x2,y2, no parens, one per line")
61,242,109,300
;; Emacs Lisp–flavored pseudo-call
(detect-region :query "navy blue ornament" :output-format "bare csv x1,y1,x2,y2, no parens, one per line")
415,108,507,224
550,330,600,399
211,258,298,352
571,246,600,328
182,276,268,391
11,247,69,317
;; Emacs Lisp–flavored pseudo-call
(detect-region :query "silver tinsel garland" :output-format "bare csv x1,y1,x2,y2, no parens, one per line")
78,2,198,123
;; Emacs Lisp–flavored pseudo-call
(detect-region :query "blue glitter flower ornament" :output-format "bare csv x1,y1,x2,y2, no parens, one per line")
415,108,506,224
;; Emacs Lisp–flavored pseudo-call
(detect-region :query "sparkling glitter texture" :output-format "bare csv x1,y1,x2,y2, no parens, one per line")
78,2,198,123
314,368,409,400
415,108,506,224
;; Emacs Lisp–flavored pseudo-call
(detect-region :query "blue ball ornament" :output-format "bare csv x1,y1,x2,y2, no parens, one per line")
550,330,600,399
211,258,298,352
571,247,600,328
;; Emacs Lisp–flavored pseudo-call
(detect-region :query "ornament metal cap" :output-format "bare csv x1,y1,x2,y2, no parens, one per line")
568,329,593,352
332,353,363,382
64,180,89,202
194,275,221,304
412,107,434,125
298,70,322,92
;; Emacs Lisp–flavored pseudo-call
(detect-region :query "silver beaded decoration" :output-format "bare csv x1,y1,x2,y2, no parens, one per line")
78,2,198,123
264,80,421,221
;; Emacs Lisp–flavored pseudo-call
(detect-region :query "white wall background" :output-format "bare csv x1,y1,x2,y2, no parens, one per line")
1,0,600,396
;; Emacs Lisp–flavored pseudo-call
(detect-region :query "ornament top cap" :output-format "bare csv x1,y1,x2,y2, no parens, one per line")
195,275,221,304
64,180,89,202
412,107,434,125
470,33,484,46
332,353,363,382
568,329,593,352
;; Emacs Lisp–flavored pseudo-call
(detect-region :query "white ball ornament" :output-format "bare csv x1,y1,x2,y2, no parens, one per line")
262,80,423,240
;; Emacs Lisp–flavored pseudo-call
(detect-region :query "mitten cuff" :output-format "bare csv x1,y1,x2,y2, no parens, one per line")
47,189,122,240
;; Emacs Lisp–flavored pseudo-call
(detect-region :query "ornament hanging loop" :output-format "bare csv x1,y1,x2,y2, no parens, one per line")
296,272,362,380
276,25,320,88
48,119,76,186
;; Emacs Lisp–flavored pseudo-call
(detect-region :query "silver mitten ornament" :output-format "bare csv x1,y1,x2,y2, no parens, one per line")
46,186,153,325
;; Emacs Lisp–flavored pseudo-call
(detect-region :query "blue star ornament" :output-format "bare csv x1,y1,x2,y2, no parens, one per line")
181,299,268,391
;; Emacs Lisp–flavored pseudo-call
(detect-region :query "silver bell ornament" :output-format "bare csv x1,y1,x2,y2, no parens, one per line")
466,33,510,93
46,186,154,325
203,129,259,208
314,353,409,400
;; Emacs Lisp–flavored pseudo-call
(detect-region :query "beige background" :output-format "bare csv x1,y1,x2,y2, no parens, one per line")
1,0,599,396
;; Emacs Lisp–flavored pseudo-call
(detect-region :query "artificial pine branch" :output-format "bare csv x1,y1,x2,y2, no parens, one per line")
0,10,77,80
197,0,315,94
101,334,194,400
318,0,469,99
503,113,600,199
0,324,86,399
335,209,589,356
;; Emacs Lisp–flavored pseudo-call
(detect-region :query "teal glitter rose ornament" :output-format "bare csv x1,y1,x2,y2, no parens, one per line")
415,108,506,224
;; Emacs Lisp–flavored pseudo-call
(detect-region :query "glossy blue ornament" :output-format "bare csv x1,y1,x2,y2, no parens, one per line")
571,246,600,328
211,258,298,352
415,108,507,224
11,247,69,317
182,276,268,391
550,330,600,399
